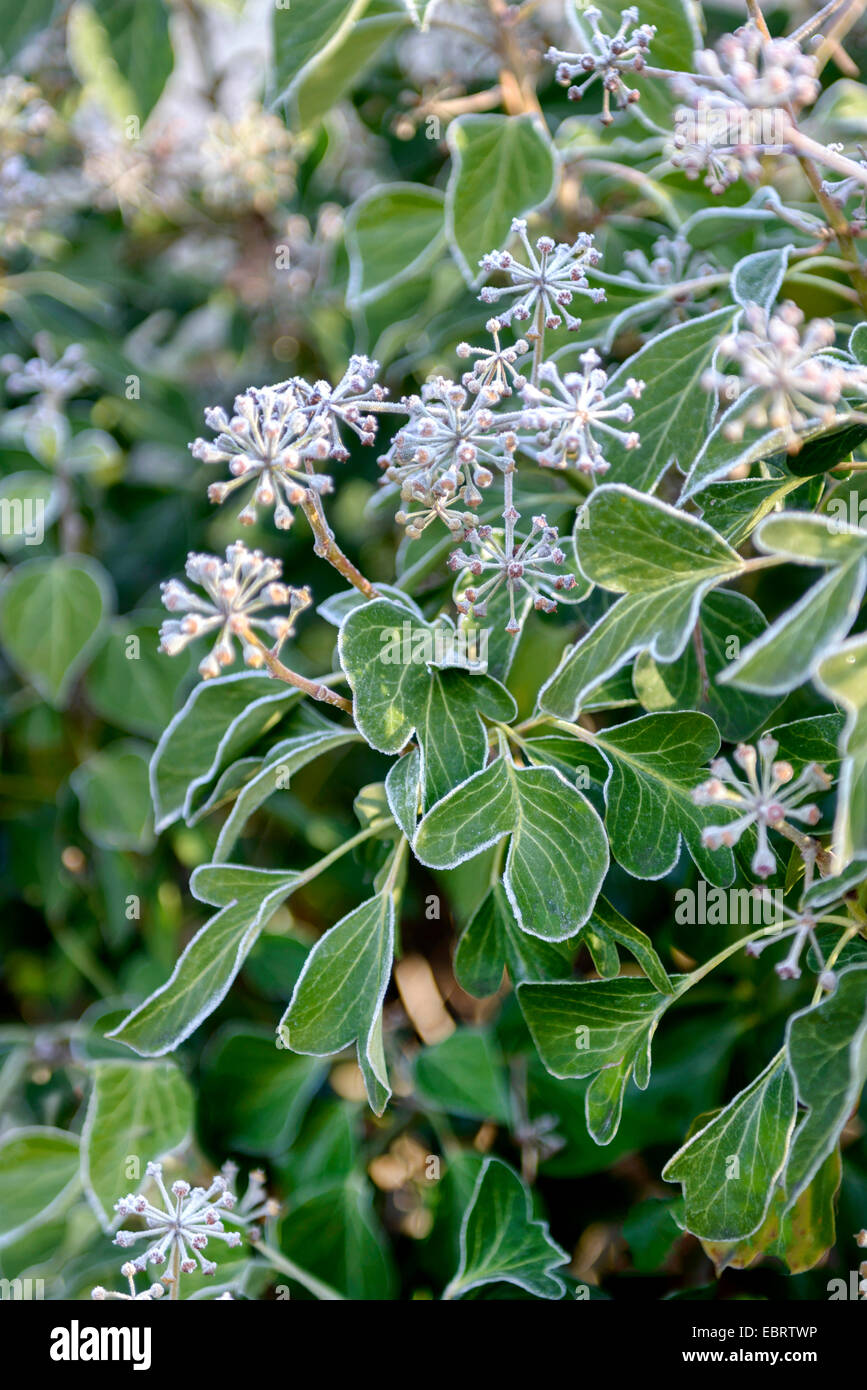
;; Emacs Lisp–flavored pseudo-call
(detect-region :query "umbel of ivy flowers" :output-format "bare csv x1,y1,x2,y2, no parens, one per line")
159,541,311,679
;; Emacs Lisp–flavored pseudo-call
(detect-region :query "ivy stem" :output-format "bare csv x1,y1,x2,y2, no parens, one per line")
775,820,836,877
250,1239,345,1301
300,492,378,599
238,627,354,713
692,621,710,703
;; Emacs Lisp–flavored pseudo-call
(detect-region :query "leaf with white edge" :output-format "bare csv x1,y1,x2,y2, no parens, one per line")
385,748,421,841
445,114,557,286
731,245,793,311
803,854,867,910
722,514,867,695
444,1157,568,1300
583,896,673,994
0,1128,80,1246
212,726,361,859
81,1060,193,1228
414,747,608,942
696,471,812,545
541,487,743,718
339,598,516,809
347,183,445,306
784,964,867,1205
413,1029,511,1123
271,0,367,108
814,636,867,864
633,590,781,741
598,308,736,492
70,741,155,852
295,1,409,128
0,554,112,708
518,977,682,1144
150,671,300,832
454,883,573,997
108,866,302,1057
280,893,394,1115
317,582,420,627
0,471,60,554
662,1054,797,1242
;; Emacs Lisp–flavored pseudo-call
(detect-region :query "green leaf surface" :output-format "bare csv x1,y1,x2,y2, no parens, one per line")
413,1029,511,1123
444,1157,568,1300
70,740,155,852
815,636,867,863
0,554,112,707
454,882,573,997
346,183,445,305
0,1128,80,1246
200,1027,324,1156
81,1059,193,1227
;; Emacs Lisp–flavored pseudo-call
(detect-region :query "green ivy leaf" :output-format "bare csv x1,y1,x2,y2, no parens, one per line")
91,0,173,120
413,1029,511,1123
271,0,367,108
85,616,192,738
70,740,155,852
662,1054,797,1241
731,245,792,311
150,671,301,832
784,963,867,1205
346,183,445,306
633,590,781,741
280,892,394,1114
199,1027,324,1156
0,554,112,708
279,1174,396,1299
109,866,302,1056
599,308,736,492
81,1059,193,1227
815,634,867,865
414,747,608,941
443,1158,568,1300
541,487,743,719
339,597,516,810
445,114,557,285
454,882,573,996
385,747,421,841
0,1128,80,1246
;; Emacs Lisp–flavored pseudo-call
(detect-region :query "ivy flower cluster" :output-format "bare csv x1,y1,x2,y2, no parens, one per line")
1,334,94,413
703,302,857,452
478,218,604,332
546,6,655,124
457,318,528,396
110,1161,278,1284
693,736,832,879
191,356,387,527
672,23,819,115
745,890,839,989
449,514,577,633
200,103,296,215
521,352,643,473
159,542,311,680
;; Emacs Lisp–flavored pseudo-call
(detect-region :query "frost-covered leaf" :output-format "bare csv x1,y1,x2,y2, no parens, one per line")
385,747,421,841
414,747,608,942
518,976,682,1144
784,963,867,1205
454,883,573,997
445,114,557,285
81,1059,193,1227
347,183,445,306
339,597,516,810
109,866,302,1056
731,245,792,312
815,634,867,864
150,672,300,832
540,487,743,718
280,892,394,1114
599,308,736,491
633,590,781,741
444,1158,568,1300
662,1054,797,1241
0,1128,80,1246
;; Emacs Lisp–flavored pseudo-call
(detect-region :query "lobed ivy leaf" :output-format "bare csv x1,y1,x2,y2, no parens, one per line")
540,487,743,719
518,976,683,1145
81,1059,193,1228
279,891,395,1114
346,183,445,306
413,746,608,942
784,963,867,1205
443,1157,568,1300
339,597,516,810
662,1054,797,1242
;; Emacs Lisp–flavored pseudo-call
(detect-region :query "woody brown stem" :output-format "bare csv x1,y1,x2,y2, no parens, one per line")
776,820,836,877
240,626,353,713
300,496,378,599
